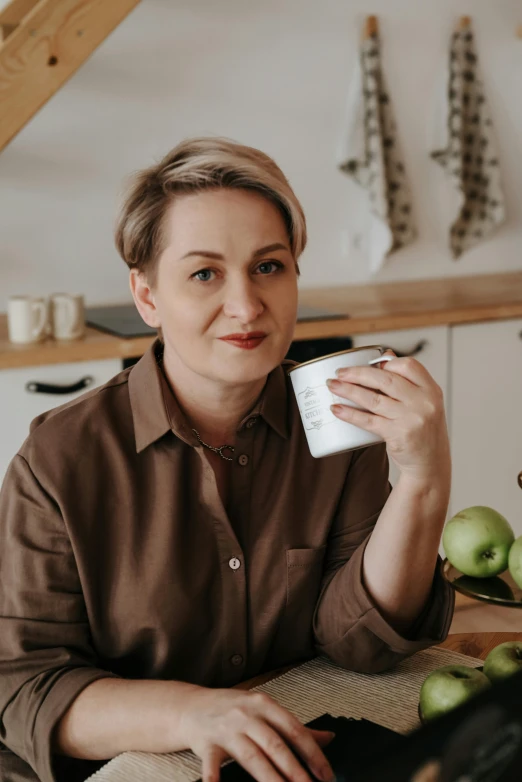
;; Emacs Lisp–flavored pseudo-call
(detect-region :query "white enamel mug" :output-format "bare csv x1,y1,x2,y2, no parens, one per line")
289,345,394,458
50,293,85,340
7,295,48,344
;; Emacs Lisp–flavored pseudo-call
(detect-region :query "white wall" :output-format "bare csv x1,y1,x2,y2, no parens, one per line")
1,0,521,310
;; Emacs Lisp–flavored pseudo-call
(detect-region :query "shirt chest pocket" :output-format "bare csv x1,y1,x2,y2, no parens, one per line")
286,546,328,600
278,546,327,662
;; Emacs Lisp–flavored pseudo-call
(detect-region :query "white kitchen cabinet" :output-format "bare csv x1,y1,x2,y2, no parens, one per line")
0,358,122,483
449,319,522,534
351,326,451,489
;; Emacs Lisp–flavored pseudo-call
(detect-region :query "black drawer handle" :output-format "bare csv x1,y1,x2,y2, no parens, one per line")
518,471,522,490
382,339,428,358
25,376,94,395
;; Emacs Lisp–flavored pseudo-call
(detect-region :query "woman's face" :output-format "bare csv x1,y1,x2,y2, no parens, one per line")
132,188,299,386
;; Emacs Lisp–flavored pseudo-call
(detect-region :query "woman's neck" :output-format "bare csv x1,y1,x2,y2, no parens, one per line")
161,345,267,446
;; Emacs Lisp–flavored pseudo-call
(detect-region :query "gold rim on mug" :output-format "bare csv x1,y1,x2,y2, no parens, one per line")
287,345,385,374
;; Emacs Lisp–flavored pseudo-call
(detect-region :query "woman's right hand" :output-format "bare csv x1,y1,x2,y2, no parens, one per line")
176,686,336,782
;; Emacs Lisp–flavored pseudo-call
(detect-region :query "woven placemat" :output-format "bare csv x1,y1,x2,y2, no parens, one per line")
87,647,482,782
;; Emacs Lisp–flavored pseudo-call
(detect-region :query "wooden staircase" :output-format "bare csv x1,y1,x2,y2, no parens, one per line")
0,0,142,153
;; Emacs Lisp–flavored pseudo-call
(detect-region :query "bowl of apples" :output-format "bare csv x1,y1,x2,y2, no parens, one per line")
442,506,522,607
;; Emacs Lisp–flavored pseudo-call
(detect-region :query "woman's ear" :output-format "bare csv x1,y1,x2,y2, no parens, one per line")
129,269,161,328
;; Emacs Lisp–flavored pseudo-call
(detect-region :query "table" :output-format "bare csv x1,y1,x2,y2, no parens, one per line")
86,632,522,782
439,631,522,659
238,632,522,691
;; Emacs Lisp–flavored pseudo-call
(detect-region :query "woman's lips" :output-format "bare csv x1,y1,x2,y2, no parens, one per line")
219,332,267,350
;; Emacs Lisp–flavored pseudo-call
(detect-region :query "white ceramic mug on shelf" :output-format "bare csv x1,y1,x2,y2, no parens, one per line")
7,295,48,344
50,293,85,340
289,345,394,458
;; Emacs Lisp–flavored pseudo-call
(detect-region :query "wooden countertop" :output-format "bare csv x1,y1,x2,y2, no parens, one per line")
1,270,522,370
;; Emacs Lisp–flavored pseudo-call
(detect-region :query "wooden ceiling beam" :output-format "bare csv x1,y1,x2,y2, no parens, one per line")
0,0,142,153
0,0,40,28
0,0,40,43
0,24,18,41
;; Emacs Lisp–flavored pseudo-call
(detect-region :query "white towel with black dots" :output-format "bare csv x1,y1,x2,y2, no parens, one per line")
338,29,416,274
431,22,506,258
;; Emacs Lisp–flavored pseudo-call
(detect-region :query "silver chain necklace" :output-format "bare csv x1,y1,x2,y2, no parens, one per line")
155,347,235,462
192,428,235,462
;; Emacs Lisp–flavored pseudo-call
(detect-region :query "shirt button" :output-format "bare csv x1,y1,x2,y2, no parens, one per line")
231,654,243,666
238,454,249,467
229,557,241,571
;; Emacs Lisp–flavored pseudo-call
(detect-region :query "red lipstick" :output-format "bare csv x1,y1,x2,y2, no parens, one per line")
219,332,267,350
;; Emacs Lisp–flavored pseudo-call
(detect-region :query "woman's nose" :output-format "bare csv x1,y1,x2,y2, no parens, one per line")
222,281,264,324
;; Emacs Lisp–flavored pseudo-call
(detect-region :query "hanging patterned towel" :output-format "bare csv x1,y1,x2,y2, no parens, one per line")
431,19,506,258
338,20,416,274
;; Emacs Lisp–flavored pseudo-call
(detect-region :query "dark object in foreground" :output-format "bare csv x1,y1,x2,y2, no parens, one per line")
360,669,522,782
197,713,402,782
206,670,522,782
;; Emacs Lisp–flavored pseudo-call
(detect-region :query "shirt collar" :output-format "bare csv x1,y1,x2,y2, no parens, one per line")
244,361,291,441
128,340,195,453
129,340,291,453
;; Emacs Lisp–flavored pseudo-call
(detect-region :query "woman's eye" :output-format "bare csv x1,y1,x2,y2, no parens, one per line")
192,269,215,282
256,261,282,275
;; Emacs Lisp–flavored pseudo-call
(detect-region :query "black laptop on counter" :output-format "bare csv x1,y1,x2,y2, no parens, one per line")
86,303,349,339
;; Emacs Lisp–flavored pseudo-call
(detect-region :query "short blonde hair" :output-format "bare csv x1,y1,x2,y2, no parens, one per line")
115,137,307,283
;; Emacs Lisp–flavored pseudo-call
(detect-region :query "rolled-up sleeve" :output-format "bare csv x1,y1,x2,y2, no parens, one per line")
313,443,454,673
0,454,119,782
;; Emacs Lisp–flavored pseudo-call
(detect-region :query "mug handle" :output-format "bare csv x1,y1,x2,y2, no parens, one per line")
368,354,395,367
31,299,48,340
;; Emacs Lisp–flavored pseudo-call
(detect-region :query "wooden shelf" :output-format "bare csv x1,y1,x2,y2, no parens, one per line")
1,270,522,370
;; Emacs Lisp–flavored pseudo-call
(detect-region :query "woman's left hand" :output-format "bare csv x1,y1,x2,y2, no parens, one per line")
326,351,451,484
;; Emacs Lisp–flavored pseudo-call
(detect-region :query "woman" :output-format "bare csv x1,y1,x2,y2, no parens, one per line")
0,137,454,782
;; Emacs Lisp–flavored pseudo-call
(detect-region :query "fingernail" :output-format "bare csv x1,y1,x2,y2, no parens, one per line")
335,367,349,377
321,766,335,782
326,378,339,388
330,404,343,414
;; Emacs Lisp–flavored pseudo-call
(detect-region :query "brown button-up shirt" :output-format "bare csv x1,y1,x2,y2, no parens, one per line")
0,342,454,782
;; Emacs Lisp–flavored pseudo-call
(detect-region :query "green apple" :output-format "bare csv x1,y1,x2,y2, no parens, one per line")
419,665,491,722
508,536,522,589
443,506,515,578
483,642,522,682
